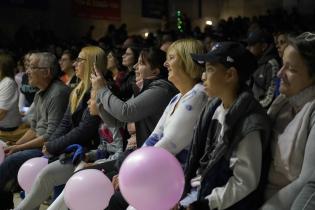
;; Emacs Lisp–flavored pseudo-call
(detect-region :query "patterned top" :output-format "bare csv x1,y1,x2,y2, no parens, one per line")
143,83,208,164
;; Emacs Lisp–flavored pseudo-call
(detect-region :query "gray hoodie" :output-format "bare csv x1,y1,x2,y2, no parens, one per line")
96,78,178,147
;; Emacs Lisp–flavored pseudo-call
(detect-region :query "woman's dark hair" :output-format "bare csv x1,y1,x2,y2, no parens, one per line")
127,44,143,66
62,49,78,61
0,52,15,80
140,48,168,78
108,47,127,71
288,32,315,79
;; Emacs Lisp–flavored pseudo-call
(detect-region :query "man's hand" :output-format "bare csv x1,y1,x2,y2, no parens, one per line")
112,174,120,191
42,145,51,157
82,162,94,168
4,145,21,156
4,141,13,146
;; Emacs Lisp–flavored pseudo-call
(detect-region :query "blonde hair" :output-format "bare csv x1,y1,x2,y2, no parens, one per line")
70,46,106,113
167,38,205,80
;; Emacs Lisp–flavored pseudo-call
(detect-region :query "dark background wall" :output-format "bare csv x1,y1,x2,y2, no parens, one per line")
0,0,314,41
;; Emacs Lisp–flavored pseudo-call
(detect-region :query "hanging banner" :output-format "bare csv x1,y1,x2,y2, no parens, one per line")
72,0,121,20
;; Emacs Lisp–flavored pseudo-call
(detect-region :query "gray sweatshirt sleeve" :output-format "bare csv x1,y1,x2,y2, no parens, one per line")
261,112,315,210
96,84,170,122
30,96,38,131
206,131,262,210
97,102,122,127
88,125,124,164
42,92,69,141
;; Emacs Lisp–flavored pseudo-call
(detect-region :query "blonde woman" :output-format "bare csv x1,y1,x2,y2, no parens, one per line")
14,46,104,210
107,39,209,210
144,39,208,163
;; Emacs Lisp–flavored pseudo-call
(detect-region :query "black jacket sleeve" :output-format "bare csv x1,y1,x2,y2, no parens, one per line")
45,108,101,155
47,105,73,142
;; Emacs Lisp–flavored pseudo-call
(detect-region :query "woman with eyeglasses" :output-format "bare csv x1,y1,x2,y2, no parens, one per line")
20,52,38,107
14,46,104,210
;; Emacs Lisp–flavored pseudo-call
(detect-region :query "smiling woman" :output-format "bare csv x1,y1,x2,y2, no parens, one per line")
261,32,315,210
92,42,208,210
277,42,315,97
92,47,177,147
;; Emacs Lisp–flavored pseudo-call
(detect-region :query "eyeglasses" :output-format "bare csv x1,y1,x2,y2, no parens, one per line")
75,57,87,63
28,66,49,72
123,53,134,56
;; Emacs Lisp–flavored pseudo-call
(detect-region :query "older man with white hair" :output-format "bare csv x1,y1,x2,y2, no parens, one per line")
0,52,70,210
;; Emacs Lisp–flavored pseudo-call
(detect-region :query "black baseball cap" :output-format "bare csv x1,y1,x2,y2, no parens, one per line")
246,30,274,45
191,41,257,82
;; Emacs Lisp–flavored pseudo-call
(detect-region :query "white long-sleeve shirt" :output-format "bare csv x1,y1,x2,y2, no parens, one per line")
143,83,208,161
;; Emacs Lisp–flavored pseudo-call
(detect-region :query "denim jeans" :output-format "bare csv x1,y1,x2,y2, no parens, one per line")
0,149,43,189
291,174,315,210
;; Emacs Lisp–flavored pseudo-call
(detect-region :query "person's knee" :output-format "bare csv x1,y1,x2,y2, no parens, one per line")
1,151,26,168
36,162,69,187
36,164,53,182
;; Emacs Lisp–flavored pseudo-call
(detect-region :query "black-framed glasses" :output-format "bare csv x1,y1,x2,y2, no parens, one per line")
75,57,87,63
59,58,71,62
29,65,49,72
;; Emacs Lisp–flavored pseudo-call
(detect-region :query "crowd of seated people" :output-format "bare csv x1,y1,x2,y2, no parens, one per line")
0,8,315,210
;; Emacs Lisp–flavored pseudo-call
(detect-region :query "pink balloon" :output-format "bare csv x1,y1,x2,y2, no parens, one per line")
0,145,4,164
64,169,114,210
17,157,48,193
119,147,185,210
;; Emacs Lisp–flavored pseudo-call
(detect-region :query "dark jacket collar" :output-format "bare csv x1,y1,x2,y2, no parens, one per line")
258,44,279,65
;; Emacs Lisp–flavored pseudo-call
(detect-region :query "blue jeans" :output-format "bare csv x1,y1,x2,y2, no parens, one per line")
291,173,315,210
0,149,43,189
